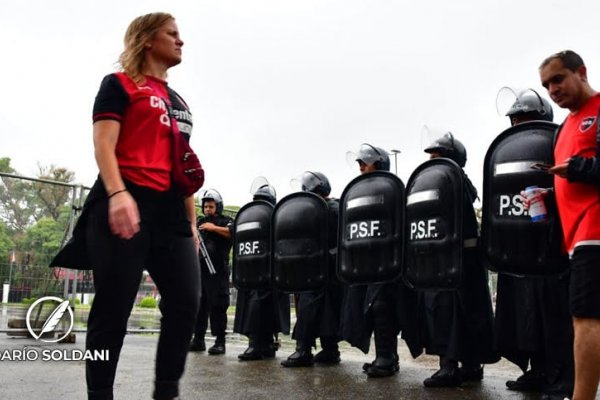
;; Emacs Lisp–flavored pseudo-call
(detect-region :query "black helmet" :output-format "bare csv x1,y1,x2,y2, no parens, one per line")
424,132,467,168
497,87,554,123
298,171,331,197
250,176,276,205
346,143,390,171
507,89,553,122
253,185,277,205
201,188,224,214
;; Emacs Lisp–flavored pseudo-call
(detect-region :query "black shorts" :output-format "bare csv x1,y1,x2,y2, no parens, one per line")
569,245,600,318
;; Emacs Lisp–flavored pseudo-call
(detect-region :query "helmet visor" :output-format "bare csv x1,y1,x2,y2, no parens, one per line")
250,176,270,195
346,144,382,168
200,188,222,203
421,125,454,153
290,171,321,192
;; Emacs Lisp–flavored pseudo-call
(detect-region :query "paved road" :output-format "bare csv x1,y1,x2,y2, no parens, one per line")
2,332,588,400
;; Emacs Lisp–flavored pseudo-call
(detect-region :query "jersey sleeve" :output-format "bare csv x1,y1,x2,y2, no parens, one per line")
92,74,129,123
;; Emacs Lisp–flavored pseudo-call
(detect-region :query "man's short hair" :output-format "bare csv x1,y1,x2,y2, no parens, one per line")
540,50,585,72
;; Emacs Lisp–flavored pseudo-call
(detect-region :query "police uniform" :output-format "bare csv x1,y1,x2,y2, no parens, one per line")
495,273,573,393
282,198,344,366
419,175,499,385
339,145,421,377
491,92,574,396
193,213,233,348
232,183,292,360
233,287,291,359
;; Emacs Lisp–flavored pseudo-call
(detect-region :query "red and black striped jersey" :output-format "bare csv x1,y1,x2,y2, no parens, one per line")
92,73,193,191
554,94,600,253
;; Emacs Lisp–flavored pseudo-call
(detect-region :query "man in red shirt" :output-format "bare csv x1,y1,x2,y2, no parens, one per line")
540,50,600,400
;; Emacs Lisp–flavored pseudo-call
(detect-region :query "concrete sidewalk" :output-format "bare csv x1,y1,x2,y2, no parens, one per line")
1,331,580,400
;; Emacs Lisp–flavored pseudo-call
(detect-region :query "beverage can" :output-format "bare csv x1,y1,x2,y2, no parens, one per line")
524,185,547,222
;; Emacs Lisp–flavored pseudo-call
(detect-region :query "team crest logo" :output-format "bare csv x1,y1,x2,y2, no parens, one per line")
580,116,596,133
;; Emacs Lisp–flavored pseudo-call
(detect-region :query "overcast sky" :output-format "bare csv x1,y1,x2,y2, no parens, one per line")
1,0,598,207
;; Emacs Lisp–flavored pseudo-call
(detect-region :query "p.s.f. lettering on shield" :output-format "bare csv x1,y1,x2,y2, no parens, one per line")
498,194,528,217
409,219,438,240
238,241,261,256
348,220,381,240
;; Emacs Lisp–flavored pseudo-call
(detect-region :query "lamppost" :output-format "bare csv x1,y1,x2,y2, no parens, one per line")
390,149,401,175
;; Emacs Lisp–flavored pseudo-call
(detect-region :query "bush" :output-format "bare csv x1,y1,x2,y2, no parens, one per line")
139,297,157,309
22,297,37,305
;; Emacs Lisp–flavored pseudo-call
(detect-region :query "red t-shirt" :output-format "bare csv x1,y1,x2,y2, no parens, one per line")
554,94,600,253
93,73,193,192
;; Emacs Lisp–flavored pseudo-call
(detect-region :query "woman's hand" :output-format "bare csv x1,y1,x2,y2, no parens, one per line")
108,190,140,239
192,224,200,251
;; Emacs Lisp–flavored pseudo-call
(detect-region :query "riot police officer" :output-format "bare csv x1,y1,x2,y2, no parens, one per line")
419,132,498,387
339,144,420,378
190,189,233,355
233,179,291,361
494,89,574,399
281,172,343,367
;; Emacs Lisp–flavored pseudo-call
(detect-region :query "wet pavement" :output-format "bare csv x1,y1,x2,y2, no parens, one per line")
1,331,590,400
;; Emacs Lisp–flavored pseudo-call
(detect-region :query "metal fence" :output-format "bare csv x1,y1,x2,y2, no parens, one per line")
0,171,497,337
0,171,247,335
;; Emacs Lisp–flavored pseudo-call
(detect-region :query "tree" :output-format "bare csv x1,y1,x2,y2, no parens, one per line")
0,158,77,233
18,217,64,267
32,163,75,221
0,157,37,233
0,221,15,270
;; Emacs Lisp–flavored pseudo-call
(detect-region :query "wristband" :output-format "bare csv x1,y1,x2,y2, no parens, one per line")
108,189,128,199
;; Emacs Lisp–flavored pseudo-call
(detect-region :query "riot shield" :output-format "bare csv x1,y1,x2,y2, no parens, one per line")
482,121,568,275
271,192,329,292
404,158,464,290
233,200,274,290
337,171,405,285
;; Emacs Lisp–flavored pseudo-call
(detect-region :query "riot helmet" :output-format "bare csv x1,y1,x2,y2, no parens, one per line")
346,143,390,172
250,176,277,205
201,188,223,214
497,87,554,125
291,171,331,197
423,129,467,168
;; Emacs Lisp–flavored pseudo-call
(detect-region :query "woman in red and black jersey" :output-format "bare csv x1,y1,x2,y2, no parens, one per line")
86,12,200,400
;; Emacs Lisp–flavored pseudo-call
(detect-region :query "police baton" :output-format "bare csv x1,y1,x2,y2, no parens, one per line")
199,237,217,275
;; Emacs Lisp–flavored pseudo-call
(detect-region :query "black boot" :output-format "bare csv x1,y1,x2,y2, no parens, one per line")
189,336,206,352
459,363,484,382
314,337,341,365
238,335,263,361
506,368,546,392
281,342,314,367
208,336,226,355
261,333,277,359
424,357,462,388
366,297,400,378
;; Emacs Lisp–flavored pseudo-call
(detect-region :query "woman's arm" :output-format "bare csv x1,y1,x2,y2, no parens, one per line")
93,120,140,239
185,195,200,250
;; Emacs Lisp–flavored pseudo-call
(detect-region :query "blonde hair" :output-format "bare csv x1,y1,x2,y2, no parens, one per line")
118,12,174,83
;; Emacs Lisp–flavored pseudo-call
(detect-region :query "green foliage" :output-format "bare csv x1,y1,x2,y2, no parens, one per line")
0,221,14,266
139,297,158,308
32,163,75,221
22,297,37,305
0,157,38,233
0,158,78,233
19,217,64,265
